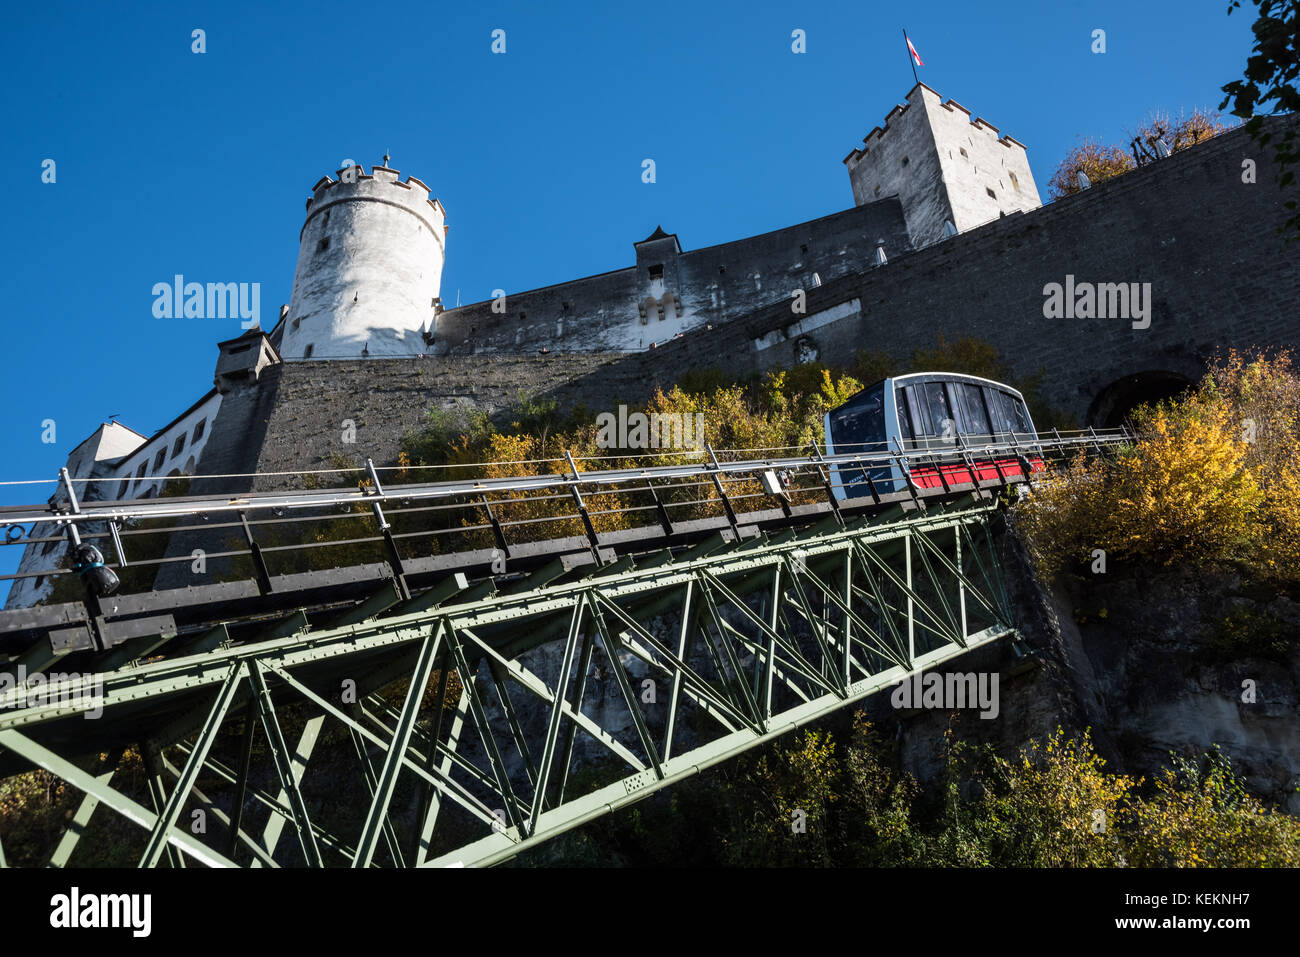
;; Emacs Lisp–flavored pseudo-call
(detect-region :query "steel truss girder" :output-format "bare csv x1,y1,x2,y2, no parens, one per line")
0,497,1014,868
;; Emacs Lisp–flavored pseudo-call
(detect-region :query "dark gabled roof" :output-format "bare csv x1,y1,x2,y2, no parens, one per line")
635,225,681,253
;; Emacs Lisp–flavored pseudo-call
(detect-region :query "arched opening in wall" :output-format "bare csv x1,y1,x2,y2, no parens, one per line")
1088,371,1195,428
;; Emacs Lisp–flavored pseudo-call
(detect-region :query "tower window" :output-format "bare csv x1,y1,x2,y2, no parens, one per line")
986,187,997,199
718,265,726,275
901,156,910,167
1009,171,1020,191
959,147,969,158
648,264,664,280
317,237,330,253
873,185,881,197
303,343,314,358
799,243,808,255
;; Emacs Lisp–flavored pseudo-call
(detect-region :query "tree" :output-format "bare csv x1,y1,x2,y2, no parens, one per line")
1047,139,1134,199
1124,747,1300,866
1127,108,1233,163
1221,0,1300,238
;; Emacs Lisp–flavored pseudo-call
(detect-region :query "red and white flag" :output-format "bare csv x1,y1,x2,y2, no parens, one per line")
906,34,923,67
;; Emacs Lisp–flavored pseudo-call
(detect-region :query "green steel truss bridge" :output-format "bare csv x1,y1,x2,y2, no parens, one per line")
0,430,1127,867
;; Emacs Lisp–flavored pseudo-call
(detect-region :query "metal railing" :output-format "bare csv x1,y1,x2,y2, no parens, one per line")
0,428,1131,597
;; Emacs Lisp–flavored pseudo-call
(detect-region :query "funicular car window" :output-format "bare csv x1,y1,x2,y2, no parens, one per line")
950,382,991,439
984,388,1018,435
1014,398,1032,434
895,386,913,444
829,383,889,494
923,382,955,444
829,384,885,453
901,385,928,449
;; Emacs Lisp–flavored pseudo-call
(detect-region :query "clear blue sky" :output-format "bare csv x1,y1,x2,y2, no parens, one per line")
0,0,1257,574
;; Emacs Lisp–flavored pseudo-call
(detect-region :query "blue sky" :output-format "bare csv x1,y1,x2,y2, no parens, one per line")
0,0,1258,575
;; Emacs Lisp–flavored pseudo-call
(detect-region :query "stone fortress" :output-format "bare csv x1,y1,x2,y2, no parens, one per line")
5,81,1297,608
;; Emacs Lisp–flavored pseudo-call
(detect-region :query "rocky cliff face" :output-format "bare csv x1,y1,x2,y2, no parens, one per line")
874,529,1300,814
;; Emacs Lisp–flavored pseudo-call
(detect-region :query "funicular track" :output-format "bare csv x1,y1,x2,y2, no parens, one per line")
0,431,1128,867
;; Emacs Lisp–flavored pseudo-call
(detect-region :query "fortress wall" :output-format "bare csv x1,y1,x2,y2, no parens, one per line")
644,116,1299,421
247,354,651,482
212,118,1299,501
431,199,912,355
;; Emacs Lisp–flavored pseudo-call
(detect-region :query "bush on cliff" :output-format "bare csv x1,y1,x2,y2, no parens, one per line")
1017,348,1299,580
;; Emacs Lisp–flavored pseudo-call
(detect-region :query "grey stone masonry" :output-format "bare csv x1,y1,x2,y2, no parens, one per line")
431,200,913,356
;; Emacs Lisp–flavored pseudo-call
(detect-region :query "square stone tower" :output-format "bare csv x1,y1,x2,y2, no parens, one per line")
844,83,1042,249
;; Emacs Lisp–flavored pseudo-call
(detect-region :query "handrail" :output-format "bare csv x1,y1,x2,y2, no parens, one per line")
0,431,1127,530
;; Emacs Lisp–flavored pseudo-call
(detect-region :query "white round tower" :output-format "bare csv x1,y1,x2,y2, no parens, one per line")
280,159,447,359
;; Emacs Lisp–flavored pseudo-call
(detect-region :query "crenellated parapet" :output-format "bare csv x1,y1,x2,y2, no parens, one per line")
844,83,1031,166
844,83,1042,248
299,164,447,251
279,159,449,360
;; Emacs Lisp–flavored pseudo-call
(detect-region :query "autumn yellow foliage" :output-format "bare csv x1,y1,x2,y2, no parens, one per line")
1123,748,1300,867
1017,348,1299,580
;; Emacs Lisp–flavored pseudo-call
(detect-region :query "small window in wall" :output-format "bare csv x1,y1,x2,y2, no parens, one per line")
135,462,147,481
153,448,166,471
303,343,314,358
901,156,910,167
317,237,330,253
959,147,969,158
986,187,997,199
648,264,664,280
192,419,206,442
799,244,808,255
873,185,881,197
1009,170,1020,191
718,265,726,275
172,433,187,458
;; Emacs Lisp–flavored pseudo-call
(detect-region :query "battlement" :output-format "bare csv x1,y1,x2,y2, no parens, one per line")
302,164,447,237
844,83,1030,165
843,83,1042,248
283,159,449,361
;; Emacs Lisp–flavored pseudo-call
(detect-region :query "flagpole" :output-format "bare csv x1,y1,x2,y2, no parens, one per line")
903,28,918,87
